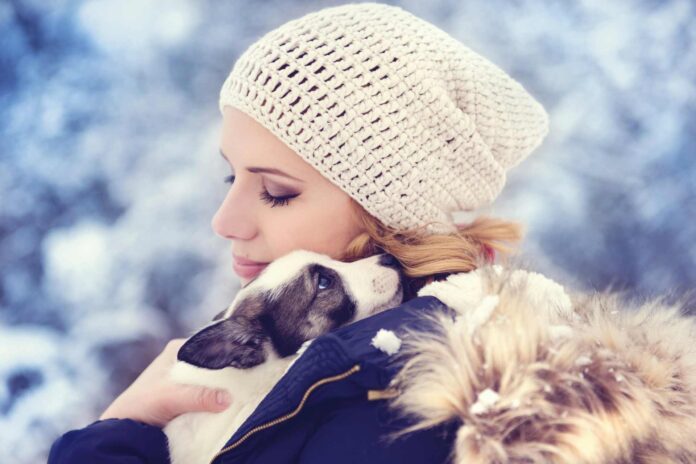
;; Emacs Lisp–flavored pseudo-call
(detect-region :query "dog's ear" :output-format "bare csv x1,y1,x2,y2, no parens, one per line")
177,316,268,369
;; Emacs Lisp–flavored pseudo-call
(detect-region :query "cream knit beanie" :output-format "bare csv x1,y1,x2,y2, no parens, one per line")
219,2,549,235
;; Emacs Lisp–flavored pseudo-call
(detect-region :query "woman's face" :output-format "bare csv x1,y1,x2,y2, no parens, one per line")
214,106,366,287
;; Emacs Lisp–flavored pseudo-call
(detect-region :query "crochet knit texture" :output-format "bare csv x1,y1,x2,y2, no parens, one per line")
219,2,549,235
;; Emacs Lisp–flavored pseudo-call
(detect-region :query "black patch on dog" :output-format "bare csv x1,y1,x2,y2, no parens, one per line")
327,293,355,325
257,312,301,358
257,264,356,357
178,316,268,369
313,264,357,326
256,268,317,357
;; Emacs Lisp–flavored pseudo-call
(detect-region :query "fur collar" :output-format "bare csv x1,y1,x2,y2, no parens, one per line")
387,265,696,463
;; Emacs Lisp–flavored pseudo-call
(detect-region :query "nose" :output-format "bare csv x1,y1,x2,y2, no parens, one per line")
211,189,256,240
378,253,400,269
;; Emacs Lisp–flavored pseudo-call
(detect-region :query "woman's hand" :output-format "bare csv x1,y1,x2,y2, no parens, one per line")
99,338,232,428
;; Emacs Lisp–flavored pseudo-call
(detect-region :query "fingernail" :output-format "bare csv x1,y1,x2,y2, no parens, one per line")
216,390,231,406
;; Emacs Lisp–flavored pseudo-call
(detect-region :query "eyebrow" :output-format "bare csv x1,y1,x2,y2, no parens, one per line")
219,149,305,183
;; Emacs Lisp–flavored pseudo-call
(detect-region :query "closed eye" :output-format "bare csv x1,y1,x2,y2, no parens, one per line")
223,175,299,207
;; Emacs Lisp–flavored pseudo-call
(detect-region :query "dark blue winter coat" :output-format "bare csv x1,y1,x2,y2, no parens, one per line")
48,295,458,464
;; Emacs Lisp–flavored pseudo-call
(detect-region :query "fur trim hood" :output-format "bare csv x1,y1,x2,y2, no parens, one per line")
387,265,696,464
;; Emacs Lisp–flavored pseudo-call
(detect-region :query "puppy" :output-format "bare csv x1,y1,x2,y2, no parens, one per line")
164,249,406,464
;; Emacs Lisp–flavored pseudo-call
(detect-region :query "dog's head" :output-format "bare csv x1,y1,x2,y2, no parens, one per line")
178,250,406,369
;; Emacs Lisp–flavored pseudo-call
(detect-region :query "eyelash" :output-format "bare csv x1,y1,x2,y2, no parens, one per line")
223,175,297,208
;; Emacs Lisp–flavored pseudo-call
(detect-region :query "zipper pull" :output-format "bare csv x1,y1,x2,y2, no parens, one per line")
367,387,400,401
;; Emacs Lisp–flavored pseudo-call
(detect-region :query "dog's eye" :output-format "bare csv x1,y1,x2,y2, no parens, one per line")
318,273,333,290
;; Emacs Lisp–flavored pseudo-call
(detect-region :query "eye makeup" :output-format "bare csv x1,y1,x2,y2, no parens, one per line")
223,174,299,207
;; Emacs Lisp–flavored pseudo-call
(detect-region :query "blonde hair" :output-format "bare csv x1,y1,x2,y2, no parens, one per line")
339,199,524,297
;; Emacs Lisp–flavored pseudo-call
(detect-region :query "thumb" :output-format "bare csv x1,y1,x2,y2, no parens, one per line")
170,385,232,416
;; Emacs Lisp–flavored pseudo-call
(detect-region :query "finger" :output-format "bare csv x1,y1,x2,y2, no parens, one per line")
168,385,232,416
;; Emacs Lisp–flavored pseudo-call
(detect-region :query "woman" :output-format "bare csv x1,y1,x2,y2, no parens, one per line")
48,3,696,463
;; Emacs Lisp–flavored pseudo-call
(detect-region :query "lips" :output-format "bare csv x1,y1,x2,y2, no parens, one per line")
233,254,268,265
233,255,269,279
233,262,268,279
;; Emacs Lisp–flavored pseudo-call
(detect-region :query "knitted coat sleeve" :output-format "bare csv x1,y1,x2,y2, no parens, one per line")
47,418,170,464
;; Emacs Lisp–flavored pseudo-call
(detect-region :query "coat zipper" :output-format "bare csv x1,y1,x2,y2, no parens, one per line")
210,363,362,463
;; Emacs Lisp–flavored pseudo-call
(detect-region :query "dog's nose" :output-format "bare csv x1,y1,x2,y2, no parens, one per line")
378,253,400,269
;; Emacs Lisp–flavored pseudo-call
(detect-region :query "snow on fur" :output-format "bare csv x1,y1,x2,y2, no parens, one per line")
371,329,402,355
469,388,500,415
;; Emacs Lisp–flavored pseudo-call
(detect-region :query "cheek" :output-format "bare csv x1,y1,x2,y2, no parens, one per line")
266,200,360,259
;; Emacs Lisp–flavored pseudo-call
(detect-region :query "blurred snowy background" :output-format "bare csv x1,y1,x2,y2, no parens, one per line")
1,0,694,462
